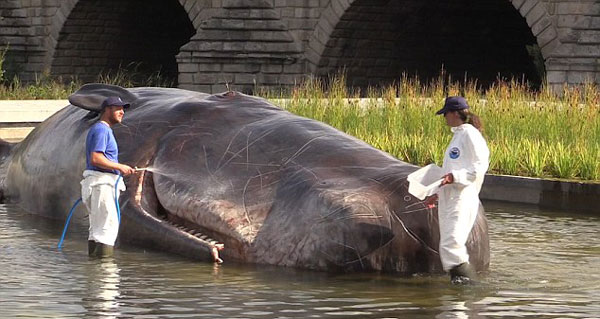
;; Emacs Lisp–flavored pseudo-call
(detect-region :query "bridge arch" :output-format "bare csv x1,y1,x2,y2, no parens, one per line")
49,0,201,85
307,0,557,89
44,1,78,72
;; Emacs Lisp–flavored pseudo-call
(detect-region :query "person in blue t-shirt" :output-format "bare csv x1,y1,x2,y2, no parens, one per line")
81,96,135,257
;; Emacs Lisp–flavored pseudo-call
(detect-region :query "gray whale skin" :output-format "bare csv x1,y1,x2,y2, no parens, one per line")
0,84,489,274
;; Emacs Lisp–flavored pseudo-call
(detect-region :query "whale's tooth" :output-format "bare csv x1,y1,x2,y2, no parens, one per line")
199,235,208,240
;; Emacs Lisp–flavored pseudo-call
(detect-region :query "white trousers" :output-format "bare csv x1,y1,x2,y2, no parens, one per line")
81,170,125,246
437,186,479,271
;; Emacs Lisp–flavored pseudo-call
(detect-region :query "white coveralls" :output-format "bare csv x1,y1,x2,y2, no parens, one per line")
438,123,489,271
81,170,126,246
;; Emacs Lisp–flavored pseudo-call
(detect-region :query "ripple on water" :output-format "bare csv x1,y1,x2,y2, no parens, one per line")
1,203,600,318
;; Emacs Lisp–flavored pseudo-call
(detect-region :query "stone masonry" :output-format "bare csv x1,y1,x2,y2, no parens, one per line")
0,0,599,93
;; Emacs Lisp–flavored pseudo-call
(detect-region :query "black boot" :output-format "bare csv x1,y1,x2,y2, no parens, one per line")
449,262,476,285
88,240,114,258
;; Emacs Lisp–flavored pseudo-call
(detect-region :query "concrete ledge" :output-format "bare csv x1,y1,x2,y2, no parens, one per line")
0,100,68,122
0,127,35,142
482,175,600,214
0,100,69,141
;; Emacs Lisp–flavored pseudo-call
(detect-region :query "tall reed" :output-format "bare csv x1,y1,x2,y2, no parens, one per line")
1,60,597,182
0,62,173,100
263,74,600,182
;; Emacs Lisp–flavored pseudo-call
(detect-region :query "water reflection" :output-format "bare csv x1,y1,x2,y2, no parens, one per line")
434,294,492,319
83,258,121,318
1,202,599,318
435,300,469,319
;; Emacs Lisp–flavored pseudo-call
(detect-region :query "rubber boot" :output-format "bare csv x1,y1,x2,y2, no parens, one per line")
449,262,477,285
88,240,114,258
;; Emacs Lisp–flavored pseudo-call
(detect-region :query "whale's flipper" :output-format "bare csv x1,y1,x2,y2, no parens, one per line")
68,83,137,112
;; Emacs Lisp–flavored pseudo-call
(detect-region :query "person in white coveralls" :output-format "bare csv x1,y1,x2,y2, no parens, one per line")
81,96,135,257
425,96,490,284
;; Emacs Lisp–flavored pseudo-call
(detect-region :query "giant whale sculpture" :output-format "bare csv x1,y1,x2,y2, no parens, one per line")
0,84,489,274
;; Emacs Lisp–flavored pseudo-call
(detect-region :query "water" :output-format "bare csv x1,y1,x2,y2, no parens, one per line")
136,166,193,180
1,202,599,318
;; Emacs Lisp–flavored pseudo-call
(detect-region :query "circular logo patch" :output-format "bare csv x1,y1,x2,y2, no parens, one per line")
449,147,460,159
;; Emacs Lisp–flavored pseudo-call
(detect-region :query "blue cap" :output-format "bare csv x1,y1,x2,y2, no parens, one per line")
101,96,130,109
436,96,469,115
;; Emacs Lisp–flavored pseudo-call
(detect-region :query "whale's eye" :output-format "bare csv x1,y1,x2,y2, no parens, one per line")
404,196,411,202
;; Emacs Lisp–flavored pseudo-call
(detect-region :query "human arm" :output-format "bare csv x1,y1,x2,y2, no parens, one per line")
90,151,135,176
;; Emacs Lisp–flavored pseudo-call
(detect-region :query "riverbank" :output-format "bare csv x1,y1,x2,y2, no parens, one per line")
1,99,598,214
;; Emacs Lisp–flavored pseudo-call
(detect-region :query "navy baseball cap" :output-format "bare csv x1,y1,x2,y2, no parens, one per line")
436,96,469,115
101,96,130,109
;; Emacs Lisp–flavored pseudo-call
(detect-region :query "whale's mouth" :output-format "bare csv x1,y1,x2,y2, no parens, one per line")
133,169,224,258
158,204,224,249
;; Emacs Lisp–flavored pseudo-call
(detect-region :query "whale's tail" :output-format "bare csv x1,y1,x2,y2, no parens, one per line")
0,138,17,203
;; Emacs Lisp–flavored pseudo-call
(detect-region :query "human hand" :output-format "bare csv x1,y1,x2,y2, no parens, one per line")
441,173,454,185
212,244,224,264
423,194,438,209
118,164,136,176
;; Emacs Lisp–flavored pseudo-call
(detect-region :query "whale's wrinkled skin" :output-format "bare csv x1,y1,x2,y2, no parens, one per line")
0,84,489,274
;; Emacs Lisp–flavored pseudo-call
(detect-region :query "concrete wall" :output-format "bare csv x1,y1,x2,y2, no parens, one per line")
1,0,600,92
482,175,600,214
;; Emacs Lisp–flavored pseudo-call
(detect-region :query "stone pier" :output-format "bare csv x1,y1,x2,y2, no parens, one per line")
1,0,599,93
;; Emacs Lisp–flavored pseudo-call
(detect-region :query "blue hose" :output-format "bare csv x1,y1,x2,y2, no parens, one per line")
57,174,122,249
115,175,122,223
57,198,81,249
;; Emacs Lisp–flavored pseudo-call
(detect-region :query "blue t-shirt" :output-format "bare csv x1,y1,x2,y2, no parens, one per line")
85,122,119,174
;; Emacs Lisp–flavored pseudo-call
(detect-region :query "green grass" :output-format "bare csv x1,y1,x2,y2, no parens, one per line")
0,58,598,181
0,65,174,100
0,45,174,101
0,74,80,100
260,74,600,182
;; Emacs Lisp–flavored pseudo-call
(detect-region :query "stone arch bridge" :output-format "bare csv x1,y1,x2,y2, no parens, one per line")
1,0,599,93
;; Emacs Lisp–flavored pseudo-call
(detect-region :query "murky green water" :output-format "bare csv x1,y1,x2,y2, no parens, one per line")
1,202,598,318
